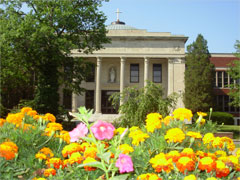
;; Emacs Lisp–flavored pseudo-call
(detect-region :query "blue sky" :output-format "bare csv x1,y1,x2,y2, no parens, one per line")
100,0,240,53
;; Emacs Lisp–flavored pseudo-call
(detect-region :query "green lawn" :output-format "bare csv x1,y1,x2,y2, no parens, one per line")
217,125,240,139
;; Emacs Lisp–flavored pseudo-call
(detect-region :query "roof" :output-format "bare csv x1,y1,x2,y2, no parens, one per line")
106,21,137,30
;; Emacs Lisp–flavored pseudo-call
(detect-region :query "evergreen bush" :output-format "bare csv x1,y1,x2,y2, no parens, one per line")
207,111,234,125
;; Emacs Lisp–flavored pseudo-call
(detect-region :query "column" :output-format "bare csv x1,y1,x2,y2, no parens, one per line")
95,57,102,114
167,58,174,95
72,93,78,112
120,57,126,105
144,57,149,87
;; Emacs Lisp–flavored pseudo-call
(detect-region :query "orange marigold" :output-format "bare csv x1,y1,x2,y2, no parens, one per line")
56,130,70,144
145,113,162,133
0,118,6,127
198,157,216,173
196,150,207,159
21,107,32,114
166,150,181,163
149,153,173,173
221,137,235,151
181,148,195,159
172,108,193,121
43,113,56,122
62,143,81,158
27,110,38,117
44,168,56,177
165,128,185,143
137,173,162,180
215,160,230,178
6,113,24,125
176,157,195,174
83,157,97,171
84,147,97,158
68,152,83,165
0,141,18,160
46,158,62,169
162,116,173,126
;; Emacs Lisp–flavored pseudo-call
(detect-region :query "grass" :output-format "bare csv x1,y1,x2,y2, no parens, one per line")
217,125,240,139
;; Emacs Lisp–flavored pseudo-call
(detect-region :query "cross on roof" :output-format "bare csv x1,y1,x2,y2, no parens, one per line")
115,8,122,21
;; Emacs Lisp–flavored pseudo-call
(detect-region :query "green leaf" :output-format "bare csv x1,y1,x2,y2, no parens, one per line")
77,161,105,171
100,152,111,164
109,174,129,180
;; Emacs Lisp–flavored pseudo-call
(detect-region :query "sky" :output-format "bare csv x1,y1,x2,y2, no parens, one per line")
99,0,240,53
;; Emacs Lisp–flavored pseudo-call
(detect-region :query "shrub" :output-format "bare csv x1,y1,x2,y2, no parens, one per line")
110,81,179,127
207,111,234,125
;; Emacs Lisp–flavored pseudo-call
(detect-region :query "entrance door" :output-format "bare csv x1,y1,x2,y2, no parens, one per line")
101,90,119,114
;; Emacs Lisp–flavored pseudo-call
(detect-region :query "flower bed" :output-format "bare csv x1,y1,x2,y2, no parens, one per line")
0,107,239,180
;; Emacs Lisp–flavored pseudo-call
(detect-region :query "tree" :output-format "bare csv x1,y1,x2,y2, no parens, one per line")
183,34,215,113
0,0,109,115
227,40,240,107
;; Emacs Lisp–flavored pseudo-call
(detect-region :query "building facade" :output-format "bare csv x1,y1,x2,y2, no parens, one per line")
60,20,188,121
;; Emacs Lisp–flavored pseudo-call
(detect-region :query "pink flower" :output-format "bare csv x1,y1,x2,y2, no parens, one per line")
115,153,134,174
90,120,115,140
69,123,88,142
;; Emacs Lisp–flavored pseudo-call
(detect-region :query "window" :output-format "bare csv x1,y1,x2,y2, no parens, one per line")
224,71,228,87
217,71,222,88
153,64,162,83
215,95,239,113
130,64,139,83
86,63,95,82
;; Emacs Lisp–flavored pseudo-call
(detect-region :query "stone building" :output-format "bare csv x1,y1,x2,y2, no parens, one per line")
60,18,188,121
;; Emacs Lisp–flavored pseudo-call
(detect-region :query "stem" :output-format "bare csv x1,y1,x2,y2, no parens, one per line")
37,132,55,149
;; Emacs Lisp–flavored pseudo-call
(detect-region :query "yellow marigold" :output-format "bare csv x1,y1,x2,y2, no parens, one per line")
137,173,162,180
203,133,214,144
162,116,173,126
32,178,47,180
21,107,32,114
166,150,181,163
62,143,81,158
27,110,38,117
165,128,185,143
221,137,235,151
84,147,97,158
35,153,47,160
186,131,202,139
236,149,240,157
149,153,173,173
68,152,83,165
198,157,216,173
212,137,224,149
221,155,239,170
119,144,134,154
206,178,217,180
184,174,197,180
44,122,63,136
181,148,195,159
79,142,91,152
83,157,97,171
145,113,162,133
215,150,227,158
43,113,56,122
0,141,18,160
196,150,207,159
56,130,70,144
172,108,193,121
216,160,230,178
44,168,56,177
0,118,6,126
207,153,217,160
115,127,127,135
6,113,24,125
197,112,207,117
129,130,149,146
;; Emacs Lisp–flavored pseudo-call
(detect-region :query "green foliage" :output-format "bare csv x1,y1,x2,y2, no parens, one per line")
205,111,234,125
110,81,179,127
227,41,240,107
0,0,110,114
184,34,215,114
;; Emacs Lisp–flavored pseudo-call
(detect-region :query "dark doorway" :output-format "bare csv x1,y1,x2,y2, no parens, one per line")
85,90,94,111
101,90,119,114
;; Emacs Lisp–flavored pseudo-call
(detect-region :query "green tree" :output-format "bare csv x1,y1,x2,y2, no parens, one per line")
183,34,215,113
110,81,178,127
0,0,109,115
227,40,240,107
